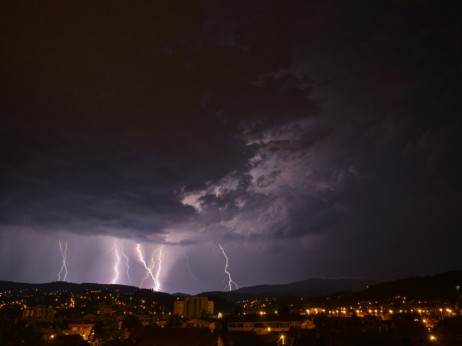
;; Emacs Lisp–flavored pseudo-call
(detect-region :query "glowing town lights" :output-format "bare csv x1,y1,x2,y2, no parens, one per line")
58,240,68,282
218,243,239,291
280,334,286,345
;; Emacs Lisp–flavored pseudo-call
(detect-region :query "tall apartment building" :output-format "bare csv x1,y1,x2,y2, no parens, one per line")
173,297,214,318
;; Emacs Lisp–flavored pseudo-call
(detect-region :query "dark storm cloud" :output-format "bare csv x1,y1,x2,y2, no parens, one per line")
0,0,318,242
177,0,462,279
0,0,461,287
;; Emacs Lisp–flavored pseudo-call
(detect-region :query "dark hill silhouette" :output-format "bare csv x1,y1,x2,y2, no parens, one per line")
1,270,460,304
306,270,462,306
350,270,462,300
233,278,373,297
200,278,373,301
199,271,462,302
172,292,191,297
0,280,139,293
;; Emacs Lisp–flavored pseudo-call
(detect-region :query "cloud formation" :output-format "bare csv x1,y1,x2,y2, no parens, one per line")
0,0,461,291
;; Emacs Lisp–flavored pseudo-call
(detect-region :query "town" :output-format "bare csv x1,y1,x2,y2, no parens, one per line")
0,282,461,345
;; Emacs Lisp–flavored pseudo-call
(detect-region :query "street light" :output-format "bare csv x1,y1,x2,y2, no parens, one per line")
280,334,285,345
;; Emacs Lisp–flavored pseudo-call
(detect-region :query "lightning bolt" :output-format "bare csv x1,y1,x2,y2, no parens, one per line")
58,240,68,282
121,248,131,285
136,244,163,291
183,253,196,279
154,245,163,291
218,243,239,291
136,244,156,289
109,240,120,284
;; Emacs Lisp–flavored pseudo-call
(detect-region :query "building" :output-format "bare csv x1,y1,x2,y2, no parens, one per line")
228,314,304,335
22,305,54,322
96,303,113,316
434,317,462,344
174,300,185,316
129,326,224,346
174,297,214,318
183,319,212,328
63,323,95,341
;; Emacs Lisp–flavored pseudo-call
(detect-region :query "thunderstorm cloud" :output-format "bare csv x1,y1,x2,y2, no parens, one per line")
0,0,461,292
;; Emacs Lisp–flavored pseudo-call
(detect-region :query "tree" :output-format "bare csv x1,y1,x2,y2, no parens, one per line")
122,315,141,331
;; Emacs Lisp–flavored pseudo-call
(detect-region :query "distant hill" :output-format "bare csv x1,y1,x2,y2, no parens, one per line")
172,292,191,297
198,290,258,302
0,280,139,294
233,278,373,297
201,278,373,301
347,270,462,301
0,278,371,300
1,270,460,304
200,278,373,300
305,270,462,306
0,280,178,309
199,271,462,302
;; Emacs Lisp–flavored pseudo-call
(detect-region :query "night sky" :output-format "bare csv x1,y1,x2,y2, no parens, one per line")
0,0,461,294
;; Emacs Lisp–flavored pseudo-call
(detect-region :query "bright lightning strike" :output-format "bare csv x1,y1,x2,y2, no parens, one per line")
121,248,131,285
109,240,121,284
218,243,239,291
58,240,68,282
136,244,156,289
154,246,163,291
136,244,163,291
183,253,196,279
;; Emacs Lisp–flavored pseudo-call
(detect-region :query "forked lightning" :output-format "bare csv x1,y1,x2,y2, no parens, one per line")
58,240,68,282
136,244,163,291
218,243,239,291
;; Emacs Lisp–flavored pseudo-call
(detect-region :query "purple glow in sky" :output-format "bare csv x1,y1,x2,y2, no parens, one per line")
0,0,461,293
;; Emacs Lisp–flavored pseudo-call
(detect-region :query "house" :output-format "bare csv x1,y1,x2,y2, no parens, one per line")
96,303,113,317
22,305,54,322
183,318,212,328
128,326,224,346
63,323,95,341
391,316,428,345
434,317,462,345
50,334,89,346
228,314,304,334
